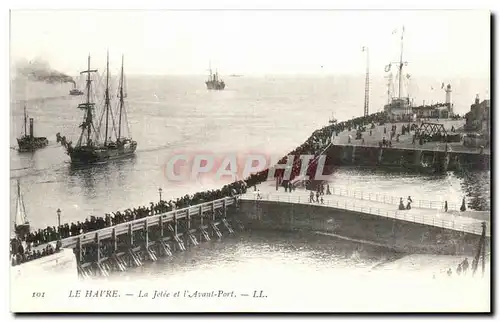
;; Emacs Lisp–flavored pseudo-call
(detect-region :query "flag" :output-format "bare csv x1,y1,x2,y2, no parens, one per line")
384,64,391,72
406,74,411,79
392,29,397,35
441,82,445,89
362,46,366,52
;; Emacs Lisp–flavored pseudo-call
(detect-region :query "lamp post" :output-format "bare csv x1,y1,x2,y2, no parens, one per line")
56,208,61,228
158,188,163,202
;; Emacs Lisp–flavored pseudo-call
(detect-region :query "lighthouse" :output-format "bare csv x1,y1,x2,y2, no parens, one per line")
445,84,453,114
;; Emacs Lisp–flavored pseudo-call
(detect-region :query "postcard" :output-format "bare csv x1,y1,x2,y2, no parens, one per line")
9,9,491,313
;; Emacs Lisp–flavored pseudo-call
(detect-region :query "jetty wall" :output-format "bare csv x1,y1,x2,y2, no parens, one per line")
235,200,487,256
323,144,490,173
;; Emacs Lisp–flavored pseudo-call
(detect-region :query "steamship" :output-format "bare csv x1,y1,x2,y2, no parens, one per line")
69,83,84,96
205,63,225,90
16,105,48,152
61,53,137,165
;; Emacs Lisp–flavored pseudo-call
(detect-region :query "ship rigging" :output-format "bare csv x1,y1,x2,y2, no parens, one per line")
61,52,137,164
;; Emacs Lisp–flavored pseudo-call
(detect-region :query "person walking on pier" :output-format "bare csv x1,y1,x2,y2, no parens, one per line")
462,258,469,275
326,184,331,195
460,197,466,212
456,263,462,276
444,201,448,212
320,196,324,204
399,198,405,210
316,191,320,203
309,191,314,203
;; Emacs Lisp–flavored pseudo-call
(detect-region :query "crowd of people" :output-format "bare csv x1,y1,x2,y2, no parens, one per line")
10,180,248,263
245,111,389,189
11,239,61,266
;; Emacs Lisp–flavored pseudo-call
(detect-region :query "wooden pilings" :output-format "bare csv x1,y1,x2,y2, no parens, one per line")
68,197,239,278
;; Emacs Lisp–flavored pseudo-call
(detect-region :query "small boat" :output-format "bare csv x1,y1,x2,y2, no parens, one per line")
16,105,48,152
329,113,337,124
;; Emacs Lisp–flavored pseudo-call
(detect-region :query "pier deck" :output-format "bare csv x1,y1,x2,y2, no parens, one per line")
332,119,490,155
36,197,237,250
242,183,489,237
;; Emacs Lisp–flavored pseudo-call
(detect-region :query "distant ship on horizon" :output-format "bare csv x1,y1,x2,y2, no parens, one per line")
205,62,225,90
60,52,137,165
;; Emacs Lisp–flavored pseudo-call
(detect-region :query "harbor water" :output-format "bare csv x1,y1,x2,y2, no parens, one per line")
9,75,490,311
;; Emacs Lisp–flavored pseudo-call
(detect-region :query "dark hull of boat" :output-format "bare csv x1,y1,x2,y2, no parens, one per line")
17,137,49,152
68,141,137,164
69,90,84,96
206,81,225,90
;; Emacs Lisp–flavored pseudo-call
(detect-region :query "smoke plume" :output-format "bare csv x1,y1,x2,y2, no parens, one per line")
15,58,75,86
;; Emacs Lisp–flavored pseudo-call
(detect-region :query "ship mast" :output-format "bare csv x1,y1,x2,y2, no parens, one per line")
362,46,370,116
118,54,124,141
23,105,27,136
398,26,405,99
104,51,110,146
78,54,98,147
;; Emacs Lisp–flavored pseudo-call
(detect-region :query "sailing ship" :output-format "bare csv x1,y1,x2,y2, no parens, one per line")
205,63,225,90
16,105,48,152
383,26,412,121
10,179,78,280
62,53,137,164
14,179,30,238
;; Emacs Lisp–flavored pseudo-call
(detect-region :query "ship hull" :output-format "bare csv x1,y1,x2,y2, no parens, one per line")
206,81,225,90
17,137,49,152
68,140,137,165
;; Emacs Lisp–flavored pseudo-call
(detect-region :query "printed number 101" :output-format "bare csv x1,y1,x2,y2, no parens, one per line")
32,292,45,298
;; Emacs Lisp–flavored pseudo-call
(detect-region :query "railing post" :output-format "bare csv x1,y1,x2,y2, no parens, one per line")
128,223,133,247
174,212,178,236
76,236,82,264
144,218,149,249
159,216,164,239
112,227,117,252
95,231,100,262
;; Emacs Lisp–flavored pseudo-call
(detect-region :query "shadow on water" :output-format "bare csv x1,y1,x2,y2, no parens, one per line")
66,155,138,197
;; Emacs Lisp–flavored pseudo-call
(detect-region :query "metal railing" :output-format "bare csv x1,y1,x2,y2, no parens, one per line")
327,186,462,211
248,193,487,236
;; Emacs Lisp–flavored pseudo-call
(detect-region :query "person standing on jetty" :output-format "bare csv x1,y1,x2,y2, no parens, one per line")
460,197,467,212
444,201,448,212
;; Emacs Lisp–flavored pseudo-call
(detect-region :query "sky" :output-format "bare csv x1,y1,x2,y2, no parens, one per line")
10,10,491,77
